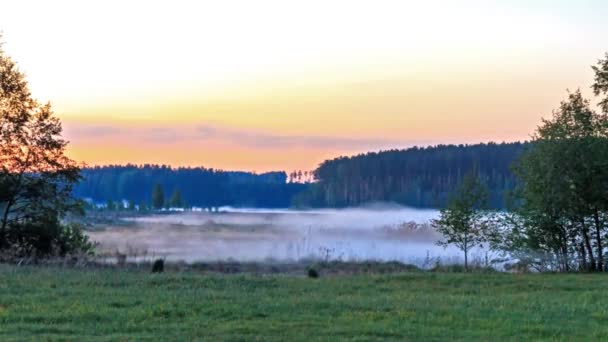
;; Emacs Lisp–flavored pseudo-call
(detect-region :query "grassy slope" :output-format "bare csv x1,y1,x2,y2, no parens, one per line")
1,266,607,341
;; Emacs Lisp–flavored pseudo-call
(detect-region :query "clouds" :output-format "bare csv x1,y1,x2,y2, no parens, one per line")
63,122,403,150
193,125,401,149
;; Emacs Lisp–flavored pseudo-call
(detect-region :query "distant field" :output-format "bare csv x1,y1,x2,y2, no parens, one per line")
85,209,454,264
1,266,607,341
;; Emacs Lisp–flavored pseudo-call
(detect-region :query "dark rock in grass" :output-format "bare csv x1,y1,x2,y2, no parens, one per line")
152,259,164,273
307,268,319,278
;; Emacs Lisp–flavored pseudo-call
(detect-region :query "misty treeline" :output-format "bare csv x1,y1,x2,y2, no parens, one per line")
0,38,94,258
293,142,526,209
434,54,608,272
74,165,306,209
76,144,526,210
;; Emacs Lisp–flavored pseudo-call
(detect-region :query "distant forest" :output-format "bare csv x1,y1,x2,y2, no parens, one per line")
74,142,529,209
293,142,529,208
74,165,306,209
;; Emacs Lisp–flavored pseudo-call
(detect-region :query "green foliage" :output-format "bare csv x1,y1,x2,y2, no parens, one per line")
432,173,489,270
0,36,82,256
2,267,608,340
507,89,608,272
169,188,184,208
592,52,608,113
55,223,96,256
4,218,94,257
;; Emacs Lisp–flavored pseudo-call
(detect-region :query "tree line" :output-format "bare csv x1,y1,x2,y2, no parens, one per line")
293,142,527,209
74,165,306,209
79,143,528,210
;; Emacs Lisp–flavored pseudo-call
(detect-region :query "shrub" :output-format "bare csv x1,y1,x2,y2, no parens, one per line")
152,259,165,273
5,218,95,258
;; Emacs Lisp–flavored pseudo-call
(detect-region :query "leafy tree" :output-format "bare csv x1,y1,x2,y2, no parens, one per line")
169,189,184,208
152,183,165,210
592,53,608,114
433,173,489,271
0,37,89,256
512,90,608,271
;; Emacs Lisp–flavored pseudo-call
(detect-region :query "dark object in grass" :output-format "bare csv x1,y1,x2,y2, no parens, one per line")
308,268,319,278
152,259,164,273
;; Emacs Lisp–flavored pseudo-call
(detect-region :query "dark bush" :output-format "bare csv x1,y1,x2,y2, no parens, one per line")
5,217,95,258
307,268,319,278
152,259,165,273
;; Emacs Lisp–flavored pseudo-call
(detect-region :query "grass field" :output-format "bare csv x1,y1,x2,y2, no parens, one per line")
1,265,608,340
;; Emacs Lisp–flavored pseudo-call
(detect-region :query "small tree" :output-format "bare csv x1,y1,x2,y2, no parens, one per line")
433,173,489,271
152,183,164,210
169,189,184,208
106,199,116,211
127,200,136,211
138,201,149,212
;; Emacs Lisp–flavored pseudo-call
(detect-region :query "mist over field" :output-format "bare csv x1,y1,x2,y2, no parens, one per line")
87,206,473,264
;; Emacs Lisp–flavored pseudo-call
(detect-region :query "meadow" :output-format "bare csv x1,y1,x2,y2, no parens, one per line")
1,265,607,340
85,208,459,264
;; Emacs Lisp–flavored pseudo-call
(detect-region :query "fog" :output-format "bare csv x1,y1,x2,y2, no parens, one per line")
88,206,481,265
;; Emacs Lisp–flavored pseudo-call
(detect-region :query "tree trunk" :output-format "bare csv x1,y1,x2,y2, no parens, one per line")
0,199,13,249
580,242,588,271
581,220,596,272
463,244,468,272
563,246,570,272
593,209,604,272
1,167,27,249
560,228,570,272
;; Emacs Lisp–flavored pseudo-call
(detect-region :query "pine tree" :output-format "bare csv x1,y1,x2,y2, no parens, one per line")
152,184,165,210
169,189,184,208
106,199,116,211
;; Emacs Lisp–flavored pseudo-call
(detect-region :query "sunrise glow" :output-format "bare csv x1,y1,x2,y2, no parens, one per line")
2,0,607,171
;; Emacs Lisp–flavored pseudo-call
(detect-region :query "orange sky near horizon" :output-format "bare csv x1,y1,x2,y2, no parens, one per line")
1,0,607,172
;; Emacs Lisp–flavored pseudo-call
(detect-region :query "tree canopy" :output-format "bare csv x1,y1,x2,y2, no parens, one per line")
0,38,90,256
294,142,526,209
494,60,608,272
433,173,489,271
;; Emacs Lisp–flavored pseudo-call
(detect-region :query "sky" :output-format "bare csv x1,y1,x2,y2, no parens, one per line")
1,0,607,172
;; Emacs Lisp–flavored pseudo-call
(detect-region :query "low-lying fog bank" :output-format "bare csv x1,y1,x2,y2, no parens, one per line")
87,206,484,265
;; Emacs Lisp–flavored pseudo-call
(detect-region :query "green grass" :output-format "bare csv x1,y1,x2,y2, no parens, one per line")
1,266,608,341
